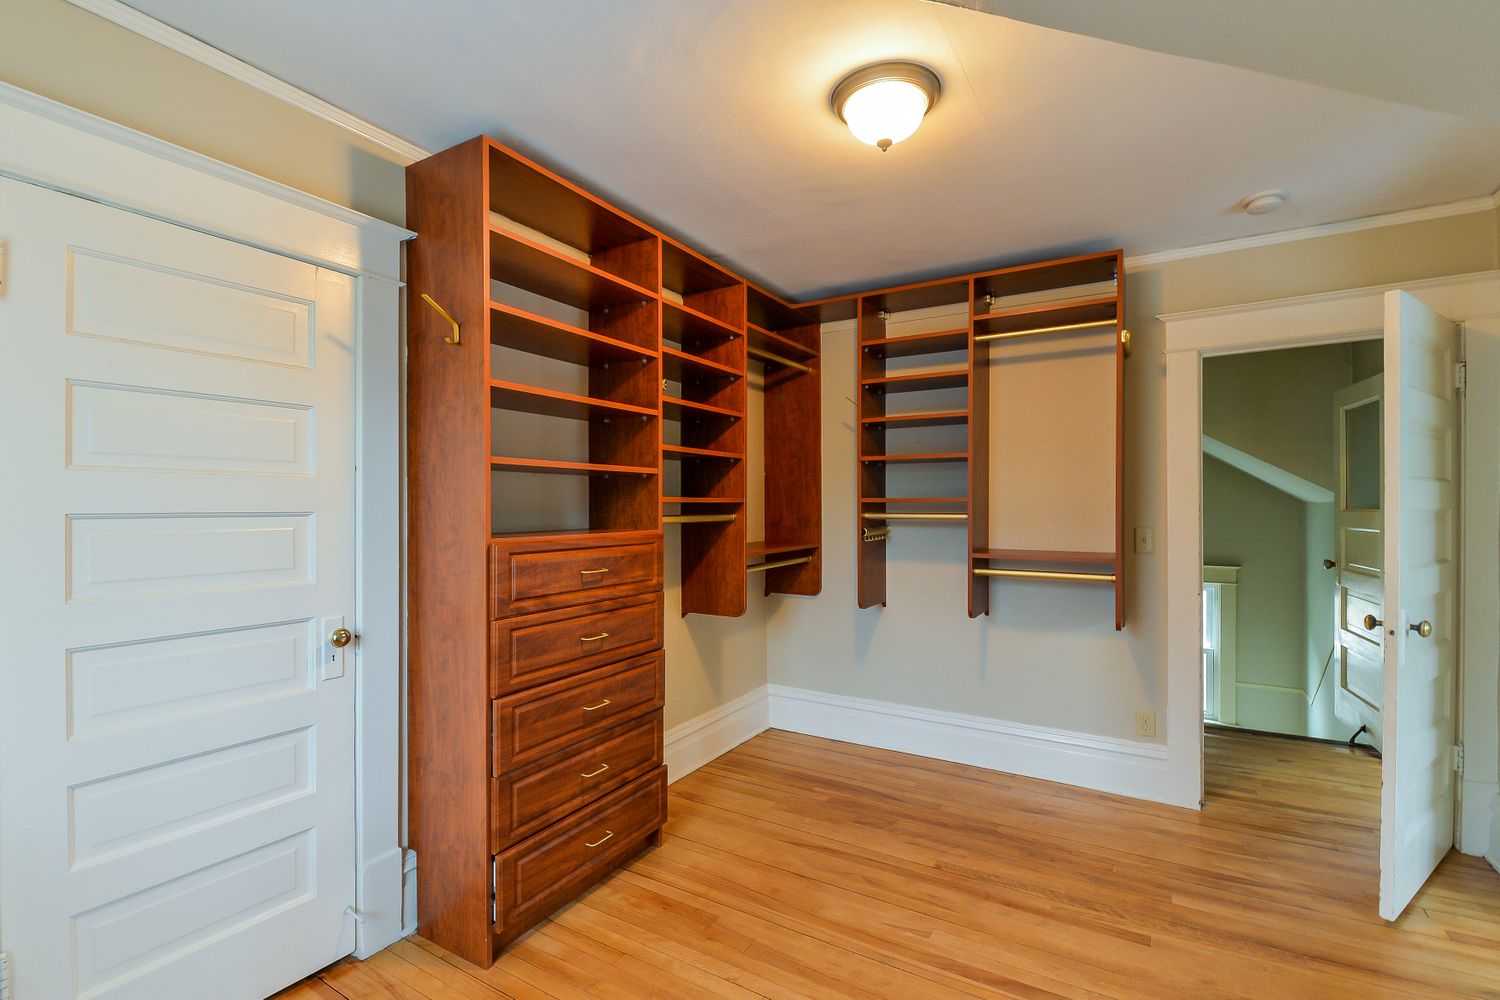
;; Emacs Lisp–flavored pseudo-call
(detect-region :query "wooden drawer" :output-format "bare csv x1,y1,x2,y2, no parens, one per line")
490,531,662,619
492,652,664,775
489,593,662,697
491,711,662,852
494,766,666,946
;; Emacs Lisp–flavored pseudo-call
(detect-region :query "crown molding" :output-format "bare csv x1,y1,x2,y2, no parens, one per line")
1125,191,1500,270
65,0,431,164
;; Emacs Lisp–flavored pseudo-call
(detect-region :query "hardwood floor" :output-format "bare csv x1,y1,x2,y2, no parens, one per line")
278,728,1500,999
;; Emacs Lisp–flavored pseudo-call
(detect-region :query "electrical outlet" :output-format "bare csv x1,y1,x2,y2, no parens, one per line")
1133,527,1155,554
1135,709,1157,738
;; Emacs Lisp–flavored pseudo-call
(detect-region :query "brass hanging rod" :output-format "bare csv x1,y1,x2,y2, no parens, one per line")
974,319,1116,343
861,512,967,521
663,513,737,524
973,567,1116,583
747,555,814,573
747,345,812,374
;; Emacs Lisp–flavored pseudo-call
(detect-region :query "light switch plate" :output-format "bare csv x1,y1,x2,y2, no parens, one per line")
1133,527,1155,554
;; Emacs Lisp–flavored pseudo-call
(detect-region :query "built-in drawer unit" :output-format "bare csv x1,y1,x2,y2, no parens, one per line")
491,711,663,852
490,531,663,619
489,593,663,696
493,766,667,947
492,652,664,775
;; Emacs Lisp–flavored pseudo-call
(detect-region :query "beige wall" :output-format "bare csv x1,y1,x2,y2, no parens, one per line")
769,210,1499,744
3,0,407,223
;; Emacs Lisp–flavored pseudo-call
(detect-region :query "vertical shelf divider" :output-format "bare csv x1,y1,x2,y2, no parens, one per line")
967,275,990,618
856,295,888,608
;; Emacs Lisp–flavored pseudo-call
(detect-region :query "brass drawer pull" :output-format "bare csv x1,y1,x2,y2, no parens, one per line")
580,763,610,778
580,568,610,576
580,632,611,642
582,698,612,712
585,830,614,849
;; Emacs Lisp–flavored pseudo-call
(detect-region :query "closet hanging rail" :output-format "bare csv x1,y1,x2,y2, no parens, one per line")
974,318,1115,343
862,512,967,521
663,513,737,524
747,345,812,373
747,555,814,573
973,567,1116,583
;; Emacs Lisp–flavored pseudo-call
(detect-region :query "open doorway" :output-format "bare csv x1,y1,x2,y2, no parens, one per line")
1200,339,1384,745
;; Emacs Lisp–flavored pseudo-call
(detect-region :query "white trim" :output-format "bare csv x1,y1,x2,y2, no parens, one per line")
0,82,412,282
64,0,430,164
1202,570,1239,726
1203,436,1335,503
665,687,770,783
766,685,1174,805
0,81,409,965
1162,271,1500,819
1488,796,1500,874
1125,193,1500,269
1203,565,1240,585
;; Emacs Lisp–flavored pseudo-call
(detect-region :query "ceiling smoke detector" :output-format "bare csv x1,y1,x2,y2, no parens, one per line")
1240,189,1289,215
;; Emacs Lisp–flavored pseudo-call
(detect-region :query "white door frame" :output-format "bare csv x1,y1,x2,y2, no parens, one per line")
0,82,413,958
1161,269,1500,826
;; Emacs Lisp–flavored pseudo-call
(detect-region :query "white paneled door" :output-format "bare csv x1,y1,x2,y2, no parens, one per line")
1378,290,1461,921
0,177,358,998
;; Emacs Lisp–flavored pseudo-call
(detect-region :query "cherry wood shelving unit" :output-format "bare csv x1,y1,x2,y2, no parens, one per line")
846,251,1127,627
747,285,822,596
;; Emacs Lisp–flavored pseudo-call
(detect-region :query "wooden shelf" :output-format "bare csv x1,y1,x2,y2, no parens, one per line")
972,251,1119,303
862,277,969,314
861,369,968,393
663,239,742,297
661,396,742,421
662,444,742,461
489,226,656,311
662,346,742,382
489,456,657,476
489,380,655,421
862,496,968,505
747,322,817,359
860,453,967,464
663,299,741,351
972,548,1117,566
860,410,967,428
971,295,1117,338
663,496,744,505
862,328,968,358
747,284,820,332
488,142,654,257
747,541,817,563
489,302,655,365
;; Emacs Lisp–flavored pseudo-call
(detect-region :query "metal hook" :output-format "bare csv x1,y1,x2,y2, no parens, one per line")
421,293,460,345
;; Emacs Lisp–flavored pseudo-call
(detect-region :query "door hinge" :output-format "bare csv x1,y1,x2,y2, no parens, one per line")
0,950,12,1000
490,860,498,925
1454,360,1467,392
1453,744,1465,776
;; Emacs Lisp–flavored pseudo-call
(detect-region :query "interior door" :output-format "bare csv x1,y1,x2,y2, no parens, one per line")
1333,374,1385,746
1378,290,1461,921
0,176,359,998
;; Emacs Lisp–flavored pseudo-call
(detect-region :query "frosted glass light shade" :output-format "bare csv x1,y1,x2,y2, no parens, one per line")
832,62,940,152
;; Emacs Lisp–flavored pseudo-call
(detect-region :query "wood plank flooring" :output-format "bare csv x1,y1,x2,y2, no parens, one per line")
279,728,1500,999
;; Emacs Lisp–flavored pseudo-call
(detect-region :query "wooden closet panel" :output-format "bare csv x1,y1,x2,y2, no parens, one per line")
489,531,662,618
406,137,495,966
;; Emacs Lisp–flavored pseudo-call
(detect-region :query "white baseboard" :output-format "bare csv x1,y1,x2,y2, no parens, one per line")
766,684,1175,805
664,686,770,783
1488,795,1500,875
354,845,407,958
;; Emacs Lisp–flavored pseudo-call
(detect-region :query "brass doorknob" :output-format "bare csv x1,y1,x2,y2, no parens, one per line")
1409,620,1433,639
329,627,356,648
1362,614,1383,631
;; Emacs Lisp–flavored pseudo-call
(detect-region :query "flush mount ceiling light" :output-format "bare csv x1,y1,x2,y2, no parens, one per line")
1240,189,1289,215
831,61,941,152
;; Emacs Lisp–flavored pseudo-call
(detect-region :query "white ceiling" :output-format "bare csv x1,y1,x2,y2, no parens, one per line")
978,0,1500,126
122,0,1500,298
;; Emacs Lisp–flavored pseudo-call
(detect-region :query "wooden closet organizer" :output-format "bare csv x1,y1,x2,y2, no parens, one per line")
406,136,822,966
841,251,1127,628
